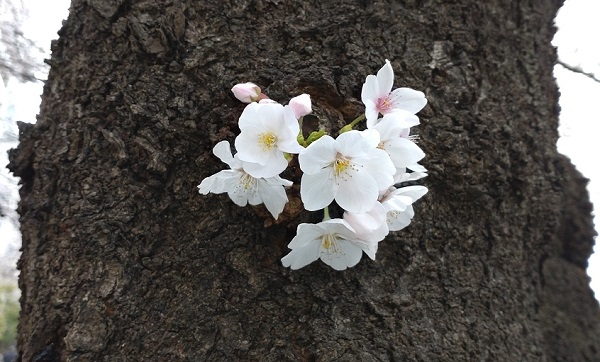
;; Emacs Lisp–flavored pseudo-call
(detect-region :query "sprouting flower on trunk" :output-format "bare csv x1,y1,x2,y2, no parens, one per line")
298,130,395,214
361,59,427,128
281,219,377,270
198,141,292,219
235,102,304,178
199,61,429,271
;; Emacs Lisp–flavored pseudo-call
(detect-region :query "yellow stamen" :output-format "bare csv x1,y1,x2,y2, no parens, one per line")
334,157,351,176
258,132,277,151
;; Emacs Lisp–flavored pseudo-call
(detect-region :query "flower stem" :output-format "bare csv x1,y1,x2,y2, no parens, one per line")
339,114,366,134
323,206,331,221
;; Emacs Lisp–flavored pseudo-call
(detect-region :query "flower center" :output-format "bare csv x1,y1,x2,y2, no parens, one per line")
239,173,255,190
334,157,351,176
258,132,277,151
376,96,393,114
321,234,342,254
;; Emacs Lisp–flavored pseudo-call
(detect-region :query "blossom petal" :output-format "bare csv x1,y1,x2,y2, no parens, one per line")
361,74,379,106
300,170,336,211
385,137,425,167
389,88,427,114
259,179,289,219
320,240,363,271
335,169,378,213
288,223,324,248
281,245,320,270
241,155,287,178
376,59,394,98
299,135,336,174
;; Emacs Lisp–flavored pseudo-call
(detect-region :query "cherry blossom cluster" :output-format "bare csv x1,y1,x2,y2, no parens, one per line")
199,60,428,271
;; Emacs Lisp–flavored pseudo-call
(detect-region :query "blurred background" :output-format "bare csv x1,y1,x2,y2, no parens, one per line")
1,0,598,359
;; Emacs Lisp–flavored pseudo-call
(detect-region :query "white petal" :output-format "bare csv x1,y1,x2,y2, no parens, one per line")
241,155,287,178
289,223,325,248
235,124,270,165
299,135,336,174
335,169,378,213
237,102,260,129
198,170,238,195
376,60,394,97
407,163,427,173
358,149,396,190
396,186,428,202
335,130,379,158
387,206,415,231
212,140,236,168
300,170,336,211
379,110,420,129
258,179,289,219
385,138,425,167
320,239,363,271
361,74,380,105
365,101,380,128
281,245,320,269
389,88,427,114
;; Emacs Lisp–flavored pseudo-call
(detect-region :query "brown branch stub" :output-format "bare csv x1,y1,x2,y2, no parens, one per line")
557,59,600,83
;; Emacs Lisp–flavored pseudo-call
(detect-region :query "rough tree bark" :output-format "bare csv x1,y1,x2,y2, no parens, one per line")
8,0,599,361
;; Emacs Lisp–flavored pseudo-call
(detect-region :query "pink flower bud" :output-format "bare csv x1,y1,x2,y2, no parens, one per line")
231,82,262,103
289,93,312,119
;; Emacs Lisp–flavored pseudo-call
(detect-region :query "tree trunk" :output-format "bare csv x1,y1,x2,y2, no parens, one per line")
8,0,599,361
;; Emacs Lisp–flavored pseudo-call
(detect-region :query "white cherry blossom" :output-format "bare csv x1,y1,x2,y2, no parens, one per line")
299,130,395,213
198,141,292,219
361,59,427,128
235,102,303,178
379,185,428,231
281,219,375,270
372,112,425,175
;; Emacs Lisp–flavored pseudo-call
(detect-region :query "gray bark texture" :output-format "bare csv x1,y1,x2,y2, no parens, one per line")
7,0,600,361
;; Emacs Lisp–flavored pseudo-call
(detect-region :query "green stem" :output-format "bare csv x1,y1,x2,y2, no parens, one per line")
323,206,330,221
339,114,366,134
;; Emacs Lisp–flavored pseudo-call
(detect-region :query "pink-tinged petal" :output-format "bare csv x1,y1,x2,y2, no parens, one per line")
300,171,336,211
241,154,287,178
335,169,378,213
376,60,394,98
258,179,289,219
299,135,336,174
344,202,388,242
389,88,427,114
320,240,363,271
288,93,312,119
232,82,261,103
385,138,425,167
281,244,320,269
